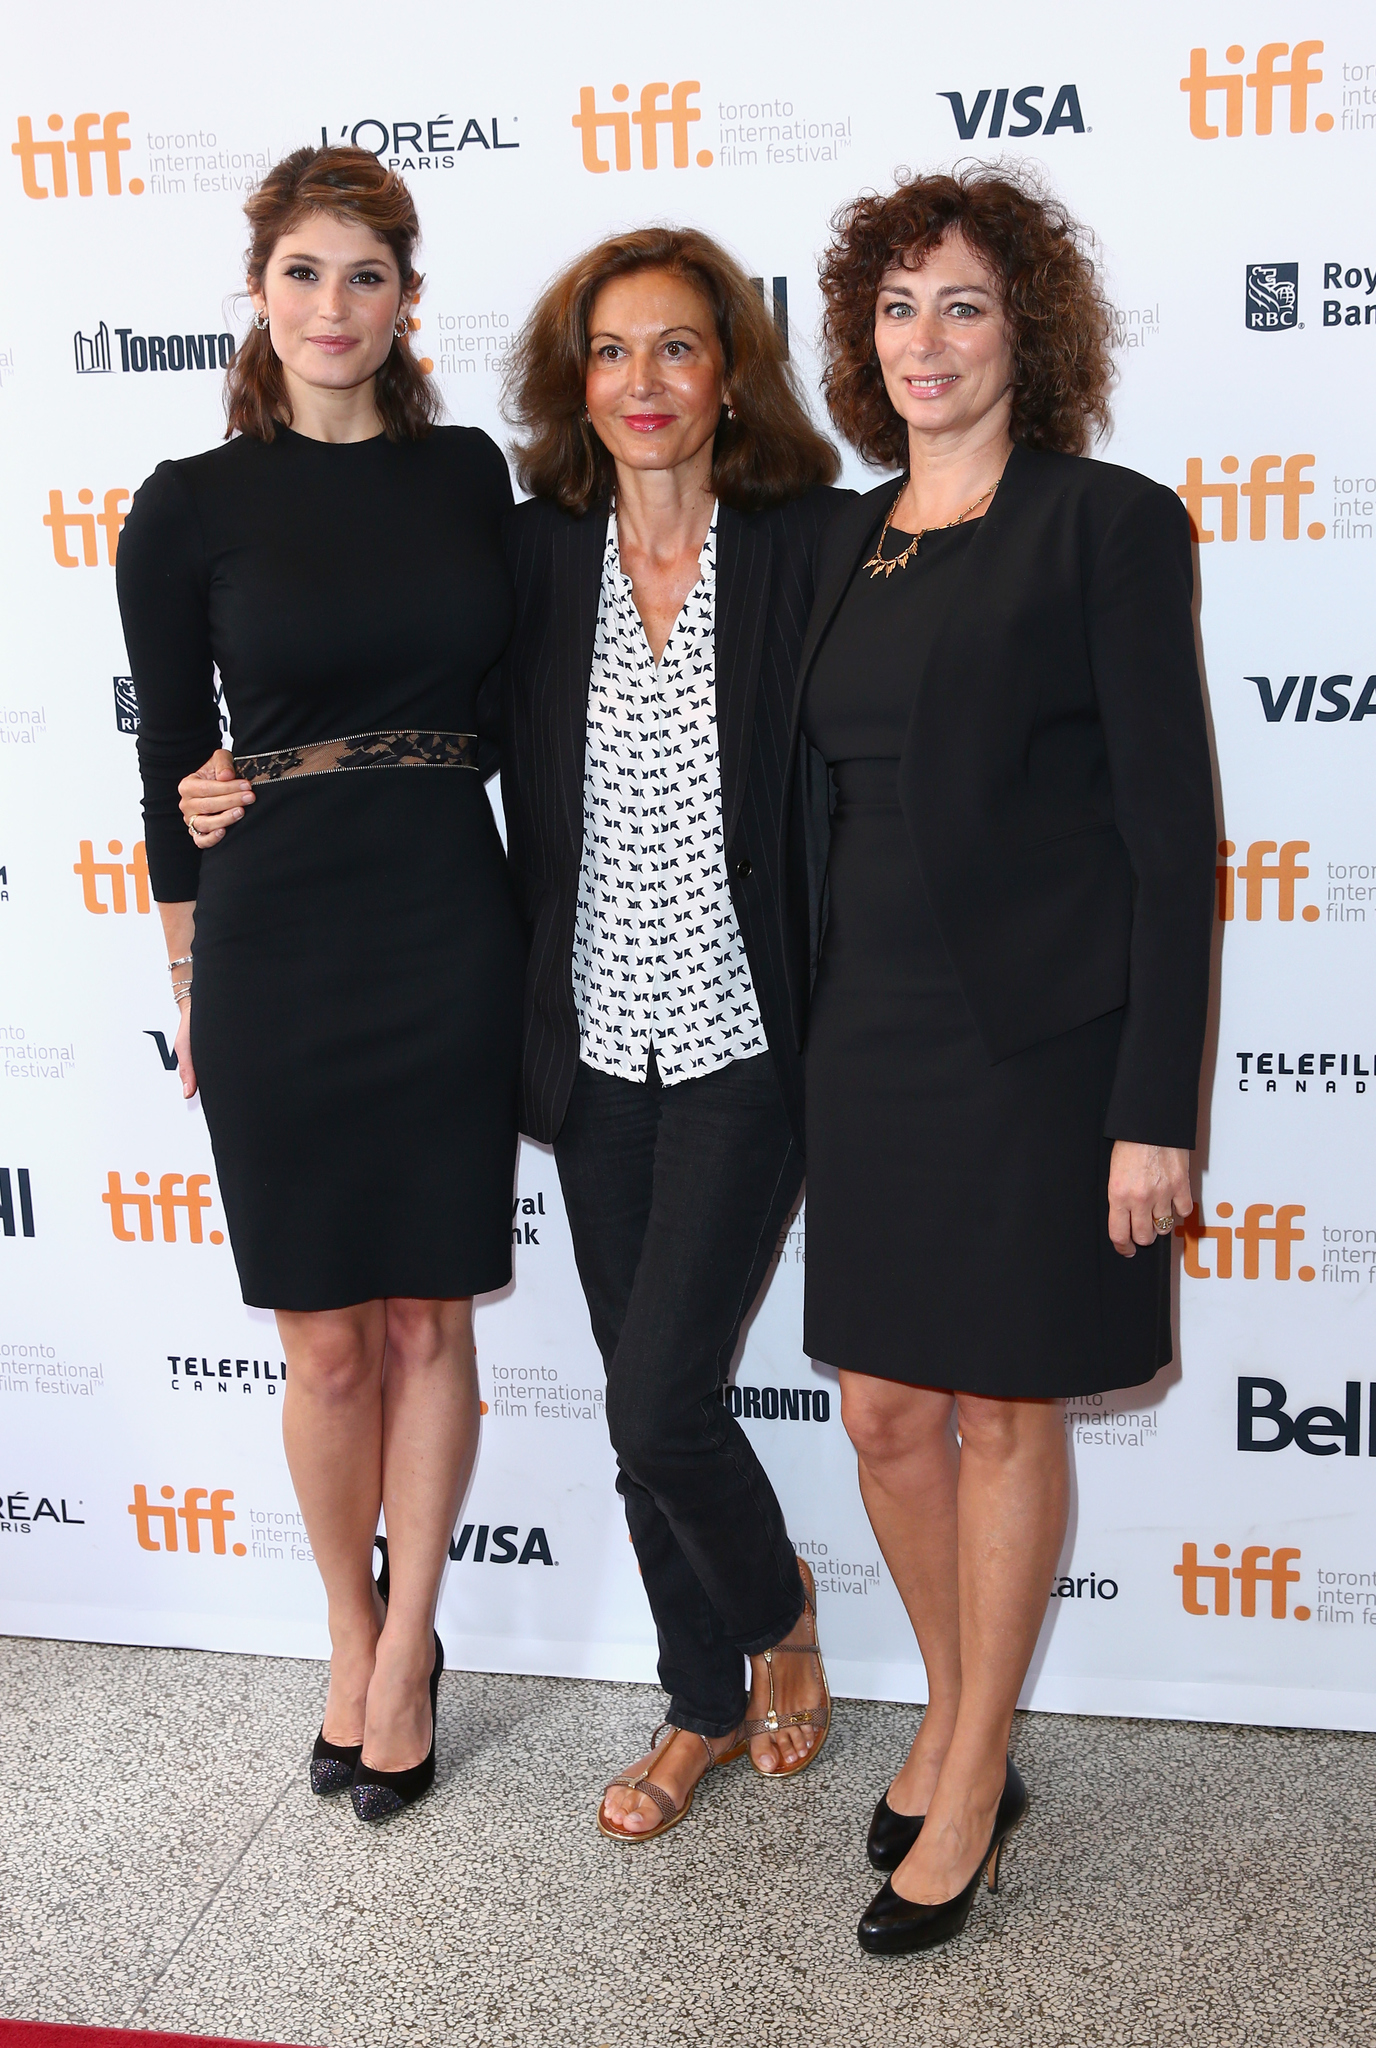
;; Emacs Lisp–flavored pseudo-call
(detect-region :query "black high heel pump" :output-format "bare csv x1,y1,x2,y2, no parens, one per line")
867,1790,925,1872
350,1632,444,1823
857,1759,1027,1955
308,1537,392,1795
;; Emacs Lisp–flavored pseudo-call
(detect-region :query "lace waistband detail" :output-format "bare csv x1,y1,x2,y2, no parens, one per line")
234,729,479,785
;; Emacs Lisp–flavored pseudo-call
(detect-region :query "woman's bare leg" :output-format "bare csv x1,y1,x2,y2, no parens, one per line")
277,1302,389,1746
840,1373,963,1815
892,1393,1068,1902
362,1297,480,1772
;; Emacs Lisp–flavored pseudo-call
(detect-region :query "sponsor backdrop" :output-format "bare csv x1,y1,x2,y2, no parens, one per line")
2,0,1373,1732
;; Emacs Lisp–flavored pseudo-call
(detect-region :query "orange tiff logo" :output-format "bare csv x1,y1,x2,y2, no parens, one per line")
1176,1203,1314,1281
128,1485,245,1554
12,114,143,197
1174,1543,1307,1618
103,1173,225,1246
74,839,150,914
572,82,712,172
1180,43,1330,137
44,488,129,567
1215,840,1319,923
1176,457,1322,541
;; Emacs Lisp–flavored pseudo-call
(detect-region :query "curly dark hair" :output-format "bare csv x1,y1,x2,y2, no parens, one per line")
225,145,440,443
503,226,838,516
819,164,1114,466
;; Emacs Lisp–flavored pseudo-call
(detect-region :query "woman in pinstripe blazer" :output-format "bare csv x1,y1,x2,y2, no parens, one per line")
501,228,853,1843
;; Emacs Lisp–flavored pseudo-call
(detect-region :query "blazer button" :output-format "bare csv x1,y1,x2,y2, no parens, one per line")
735,858,752,878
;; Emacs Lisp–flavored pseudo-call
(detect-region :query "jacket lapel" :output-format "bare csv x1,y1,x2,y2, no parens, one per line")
552,504,609,855
786,486,894,750
714,506,770,849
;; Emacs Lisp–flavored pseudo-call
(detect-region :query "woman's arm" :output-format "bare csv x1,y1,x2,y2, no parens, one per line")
156,900,198,1098
1084,483,1217,1148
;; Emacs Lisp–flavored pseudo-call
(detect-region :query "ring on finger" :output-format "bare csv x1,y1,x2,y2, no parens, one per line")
1153,1213,1175,1235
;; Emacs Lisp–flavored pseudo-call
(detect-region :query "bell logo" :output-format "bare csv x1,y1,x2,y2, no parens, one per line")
1176,456,1322,541
44,488,130,567
572,82,711,172
102,1172,225,1246
1215,841,1318,922
1180,44,1330,137
12,113,142,198
1177,1202,1314,1281
1174,1543,1307,1619
128,1484,245,1554
74,839,150,914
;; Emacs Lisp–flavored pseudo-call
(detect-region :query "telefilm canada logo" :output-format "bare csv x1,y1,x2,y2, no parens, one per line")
1246,263,1299,331
167,1353,286,1395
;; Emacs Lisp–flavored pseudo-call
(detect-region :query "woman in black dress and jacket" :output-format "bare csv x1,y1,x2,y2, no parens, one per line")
117,148,524,1822
787,169,1216,1950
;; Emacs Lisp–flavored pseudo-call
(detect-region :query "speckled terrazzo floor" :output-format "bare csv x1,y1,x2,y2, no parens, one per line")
1,1637,1372,2048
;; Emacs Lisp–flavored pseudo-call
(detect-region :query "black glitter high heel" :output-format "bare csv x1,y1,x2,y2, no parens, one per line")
308,1537,391,1795
350,1632,444,1823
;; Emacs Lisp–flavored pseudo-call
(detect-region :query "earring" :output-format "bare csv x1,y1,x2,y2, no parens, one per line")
580,406,591,424
394,316,410,340
725,401,738,421
253,309,269,331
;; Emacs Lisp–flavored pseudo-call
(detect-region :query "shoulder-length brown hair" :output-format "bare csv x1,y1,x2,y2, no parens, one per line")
819,165,1114,467
224,145,441,443
503,226,838,515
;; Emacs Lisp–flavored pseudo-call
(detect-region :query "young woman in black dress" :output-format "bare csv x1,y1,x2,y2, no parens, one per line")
786,169,1215,1950
116,147,525,1822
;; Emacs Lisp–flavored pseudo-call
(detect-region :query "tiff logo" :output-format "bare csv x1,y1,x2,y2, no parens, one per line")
0,1168,35,1239
572,82,711,172
1215,840,1318,922
128,1485,245,1554
1176,456,1321,541
1180,44,1330,137
1174,1543,1306,1617
1176,1203,1314,1281
74,322,112,373
11,113,143,198
44,488,129,567
74,839,150,914
102,1172,225,1246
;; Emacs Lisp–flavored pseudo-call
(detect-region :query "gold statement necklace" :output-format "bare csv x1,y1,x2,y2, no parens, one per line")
864,473,1002,579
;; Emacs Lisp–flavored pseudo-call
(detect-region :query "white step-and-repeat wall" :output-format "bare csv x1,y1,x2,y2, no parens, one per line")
2,2,1373,1731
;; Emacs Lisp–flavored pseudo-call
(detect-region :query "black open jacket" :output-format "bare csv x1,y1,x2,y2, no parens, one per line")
780,444,1217,1148
499,485,849,1146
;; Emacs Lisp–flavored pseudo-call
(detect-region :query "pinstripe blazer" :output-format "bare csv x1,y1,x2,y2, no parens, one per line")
499,486,851,1146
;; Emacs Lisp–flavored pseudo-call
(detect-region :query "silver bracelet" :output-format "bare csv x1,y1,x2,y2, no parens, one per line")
167,955,193,971
172,982,192,1004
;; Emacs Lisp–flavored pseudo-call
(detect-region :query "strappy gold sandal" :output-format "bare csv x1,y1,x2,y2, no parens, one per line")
746,1556,832,1779
597,1721,748,1843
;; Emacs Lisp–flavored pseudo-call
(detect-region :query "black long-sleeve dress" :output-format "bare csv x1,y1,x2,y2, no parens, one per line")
116,425,525,1310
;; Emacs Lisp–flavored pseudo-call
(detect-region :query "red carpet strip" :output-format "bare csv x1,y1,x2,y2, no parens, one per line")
0,2025,319,2048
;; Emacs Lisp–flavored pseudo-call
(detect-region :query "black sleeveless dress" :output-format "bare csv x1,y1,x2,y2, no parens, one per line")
116,426,525,1310
801,520,1169,1398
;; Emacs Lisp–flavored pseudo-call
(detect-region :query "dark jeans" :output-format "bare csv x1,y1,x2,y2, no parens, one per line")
553,1050,806,1737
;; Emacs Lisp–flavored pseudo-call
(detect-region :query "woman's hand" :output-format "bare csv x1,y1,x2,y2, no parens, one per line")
1107,1142,1193,1257
179,749,253,848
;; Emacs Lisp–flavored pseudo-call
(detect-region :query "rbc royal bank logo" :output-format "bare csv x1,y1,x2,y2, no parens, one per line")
1245,263,1298,331
1180,44,1330,136
572,82,710,172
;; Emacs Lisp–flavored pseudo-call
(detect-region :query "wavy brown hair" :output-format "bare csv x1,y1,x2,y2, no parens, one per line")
224,145,440,443
503,226,838,515
819,165,1114,467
